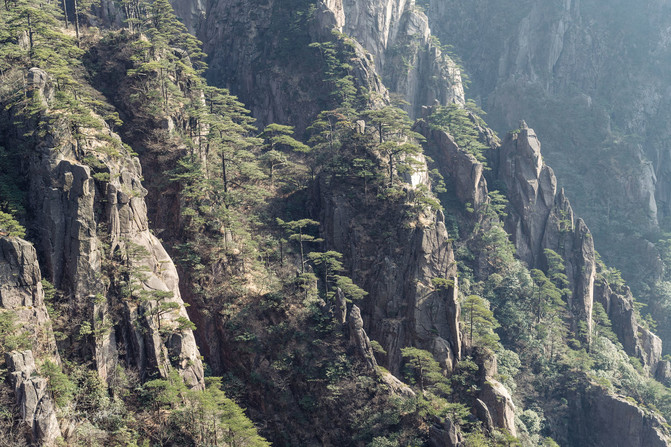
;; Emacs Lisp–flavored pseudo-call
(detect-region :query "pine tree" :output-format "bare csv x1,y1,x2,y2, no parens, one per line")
426,103,489,162
276,218,322,274
462,295,500,350
363,106,424,187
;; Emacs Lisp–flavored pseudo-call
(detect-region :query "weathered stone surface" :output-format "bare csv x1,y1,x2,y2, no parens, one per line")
471,348,516,436
656,360,671,386
0,236,62,444
319,181,460,375
341,0,464,117
190,0,462,135
595,280,662,374
427,0,671,257
479,380,516,436
21,68,203,389
348,304,378,371
414,119,489,211
334,287,348,325
0,237,59,360
378,368,416,398
569,384,671,447
428,418,463,447
473,398,493,432
494,127,596,343
26,67,53,102
6,351,62,446
197,0,388,134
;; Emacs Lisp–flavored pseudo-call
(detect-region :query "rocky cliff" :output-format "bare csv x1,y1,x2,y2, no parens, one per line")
4,0,671,444
423,0,671,319
569,382,670,447
179,0,464,132
0,237,62,445
493,124,596,343
0,236,59,362
415,110,665,374
7,67,204,389
6,351,62,446
317,177,461,376
339,0,464,117
193,0,387,133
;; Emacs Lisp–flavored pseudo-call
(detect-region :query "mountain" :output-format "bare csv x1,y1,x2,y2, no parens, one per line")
420,0,671,349
1,0,670,446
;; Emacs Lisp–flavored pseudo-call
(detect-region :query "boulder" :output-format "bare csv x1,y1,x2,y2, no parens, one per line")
429,418,463,447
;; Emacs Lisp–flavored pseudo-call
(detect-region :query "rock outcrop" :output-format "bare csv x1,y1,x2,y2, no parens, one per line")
479,380,516,436
0,236,62,445
6,351,62,446
0,236,59,360
493,125,595,341
348,304,378,371
425,0,671,308
340,0,465,117
491,126,666,366
13,68,204,389
413,117,489,212
569,383,671,447
188,0,463,132
595,280,662,374
429,418,463,447
417,112,663,373
317,178,461,376
471,349,516,436
196,0,387,133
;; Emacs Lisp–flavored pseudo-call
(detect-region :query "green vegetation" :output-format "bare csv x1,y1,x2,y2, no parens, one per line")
462,294,500,350
426,101,489,162
1,0,669,445
0,311,30,367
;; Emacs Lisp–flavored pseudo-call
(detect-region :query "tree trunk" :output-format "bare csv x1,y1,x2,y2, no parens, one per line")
62,0,69,28
299,228,304,274
388,153,393,188
27,13,34,61
73,0,80,46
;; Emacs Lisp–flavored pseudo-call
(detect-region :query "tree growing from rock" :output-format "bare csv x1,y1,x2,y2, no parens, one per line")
462,294,500,350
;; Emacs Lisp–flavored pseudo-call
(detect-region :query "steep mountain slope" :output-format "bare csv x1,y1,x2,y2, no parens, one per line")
179,0,464,131
2,0,671,446
421,0,671,345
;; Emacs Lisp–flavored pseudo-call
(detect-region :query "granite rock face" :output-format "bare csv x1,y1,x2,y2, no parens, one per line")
428,418,462,447
347,304,378,371
0,237,59,360
569,383,671,447
194,0,387,133
493,126,595,342
318,179,460,376
415,116,596,341
471,350,517,437
15,68,204,389
340,0,464,117
6,351,62,446
0,237,62,445
595,280,662,374
413,119,489,212
425,0,671,299
417,114,663,373
183,0,462,133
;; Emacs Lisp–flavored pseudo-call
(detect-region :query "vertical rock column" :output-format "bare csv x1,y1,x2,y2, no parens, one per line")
495,126,596,344
22,68,204,388
0,235,62,445
6,351,62,446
